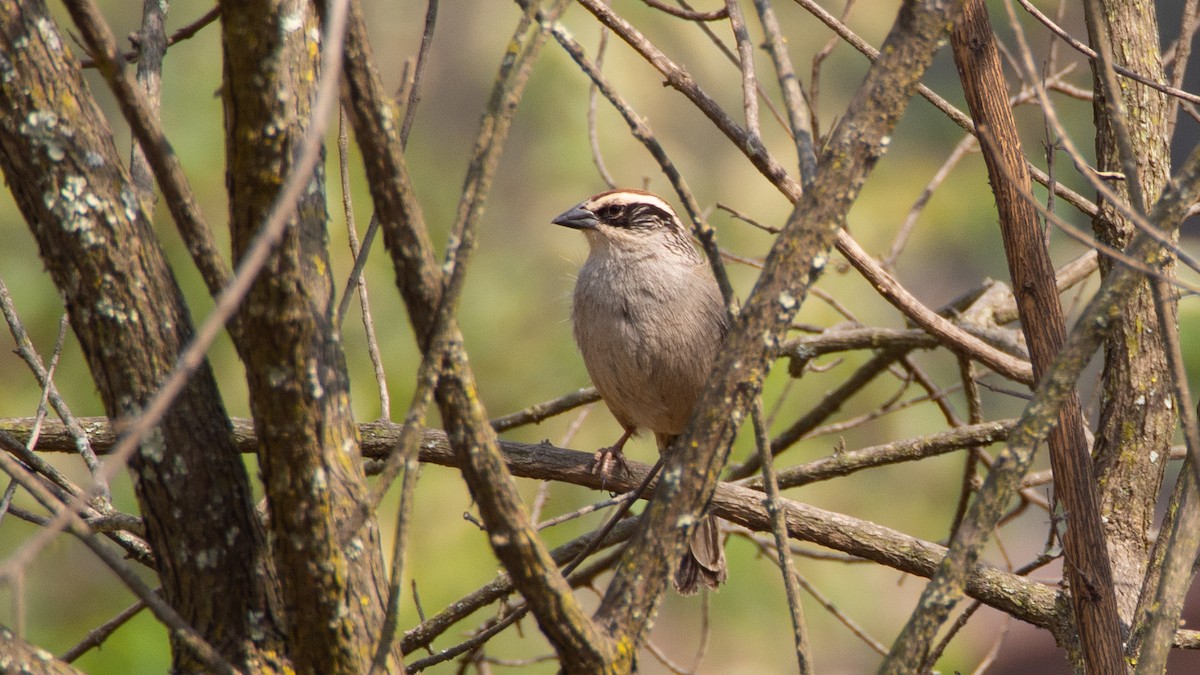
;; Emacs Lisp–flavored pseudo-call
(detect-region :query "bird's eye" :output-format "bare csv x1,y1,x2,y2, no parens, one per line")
597,204,623,221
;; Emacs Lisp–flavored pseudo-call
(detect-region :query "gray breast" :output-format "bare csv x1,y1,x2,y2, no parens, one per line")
572,255,725,436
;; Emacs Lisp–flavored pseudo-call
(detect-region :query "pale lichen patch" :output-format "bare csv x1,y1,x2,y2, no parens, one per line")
34,16,61,53
138,423,167,463
195,547,216,570
307,359,325,399
0,53,14,84
95,294,140,325
280,11,304,34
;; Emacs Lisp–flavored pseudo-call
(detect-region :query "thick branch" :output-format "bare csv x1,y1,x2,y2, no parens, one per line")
333,1,615,669
2,414,1077,644
1086,0,1178,636
0,2,282,670
882,126,1200,675
580,0,966,655
218,0,388,670
951,2,1122,671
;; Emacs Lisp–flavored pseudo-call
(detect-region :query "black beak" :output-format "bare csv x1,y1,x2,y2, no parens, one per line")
552,204,599,230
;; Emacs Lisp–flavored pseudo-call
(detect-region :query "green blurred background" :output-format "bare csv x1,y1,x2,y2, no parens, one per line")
1,1,1197,672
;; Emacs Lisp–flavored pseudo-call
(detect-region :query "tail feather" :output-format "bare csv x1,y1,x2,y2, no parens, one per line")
673,514,727,595
656,432,729,594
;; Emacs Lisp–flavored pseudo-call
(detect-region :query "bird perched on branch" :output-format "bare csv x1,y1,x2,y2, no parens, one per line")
553,189,729,594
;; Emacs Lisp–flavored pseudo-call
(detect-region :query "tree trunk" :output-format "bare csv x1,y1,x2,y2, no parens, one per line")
1087,0,1176,624
0,1,285,671
219,0,396,670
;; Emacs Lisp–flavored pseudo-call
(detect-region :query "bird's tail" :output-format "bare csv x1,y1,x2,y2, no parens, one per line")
673,514,727,595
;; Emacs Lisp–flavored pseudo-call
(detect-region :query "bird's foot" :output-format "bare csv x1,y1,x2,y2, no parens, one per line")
590,446,631,487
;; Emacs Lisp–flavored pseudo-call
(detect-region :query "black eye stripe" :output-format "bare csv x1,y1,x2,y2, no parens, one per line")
597,202,675,229
634,205,673,223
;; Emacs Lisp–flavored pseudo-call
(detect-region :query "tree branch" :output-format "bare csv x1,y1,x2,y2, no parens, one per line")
951,1,1122,670
332,1,616,669
881,118,1200,675
579,0,966,657
0,2,282,668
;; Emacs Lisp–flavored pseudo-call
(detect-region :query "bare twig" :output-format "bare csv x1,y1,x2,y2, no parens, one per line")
491,387,602,432
953,2,1122,670
792,0,1098,219
61,598,149,662
1165,0,1200,132
78,6,220,69
753,0,818,184
587,27,617,189
642,0,726,21
128,0,168,203
0,437,233,673
752,401,813,673
1014,0,1200,106
725,0,762,141
0,281,106,498
337,110,391,418
66,0,232,306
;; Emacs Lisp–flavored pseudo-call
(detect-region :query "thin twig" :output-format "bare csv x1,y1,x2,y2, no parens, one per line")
725,0,762,141
752,400,813,673
753,0,818,185
587,27,617,189
548,20,738,312
885,133,976,268
1166,0,1200,132
745,534,888,655
66,0,232,306
61,597,149,662
791,0,1099,218
491,387,602,432
78,6,220,69
0,438,233,673
642,0,726,21
128,0,168,203
338,109,391,418
0,282,106,497
400,0,438,148
1015,0,1200,106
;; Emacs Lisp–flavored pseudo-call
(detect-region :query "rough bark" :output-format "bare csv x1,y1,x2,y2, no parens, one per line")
219,0,393,671
951,1,1123,671
0,627,86,675
333,2,617,670
0,0,283,671
572,1,967,667
1087,0,1176,624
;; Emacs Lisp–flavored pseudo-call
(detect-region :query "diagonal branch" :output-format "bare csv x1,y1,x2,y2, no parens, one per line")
0,2,283,669
881,130,1200,675
332,0,615,669
950,1,1122,670
581,0,967,657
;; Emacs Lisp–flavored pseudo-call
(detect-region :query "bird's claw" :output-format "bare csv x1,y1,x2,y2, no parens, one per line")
590,446,631,487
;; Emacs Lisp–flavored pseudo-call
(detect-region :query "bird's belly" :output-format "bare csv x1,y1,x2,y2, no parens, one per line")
574,300,694,435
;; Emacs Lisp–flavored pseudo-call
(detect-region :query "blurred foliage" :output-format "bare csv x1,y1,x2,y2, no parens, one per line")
0,1,1198,673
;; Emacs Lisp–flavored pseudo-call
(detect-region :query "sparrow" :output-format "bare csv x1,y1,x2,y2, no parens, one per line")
553,188,729,594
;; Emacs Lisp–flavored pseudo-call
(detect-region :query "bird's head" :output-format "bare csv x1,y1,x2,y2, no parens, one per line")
552,189,695,257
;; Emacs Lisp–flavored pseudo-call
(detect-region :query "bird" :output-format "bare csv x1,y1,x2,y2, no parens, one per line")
552,188,729,594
